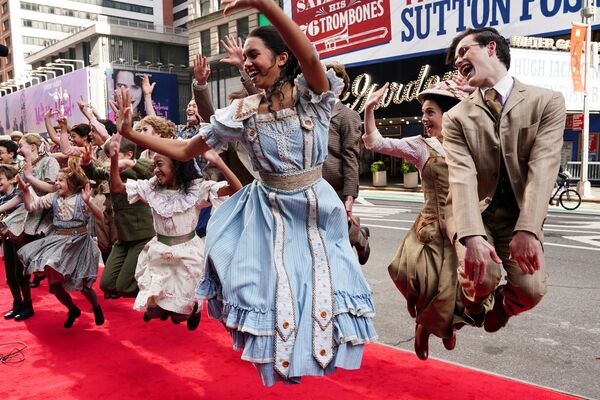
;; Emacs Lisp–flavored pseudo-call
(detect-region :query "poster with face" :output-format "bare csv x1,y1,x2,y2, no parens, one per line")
106,69,180,124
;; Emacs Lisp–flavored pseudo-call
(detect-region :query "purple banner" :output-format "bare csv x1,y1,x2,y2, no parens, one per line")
0,68,90,136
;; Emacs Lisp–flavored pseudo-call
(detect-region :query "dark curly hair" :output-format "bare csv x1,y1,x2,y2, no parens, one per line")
249,26,301,112
155,155,201,194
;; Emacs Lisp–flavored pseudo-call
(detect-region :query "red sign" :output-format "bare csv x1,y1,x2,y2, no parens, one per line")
573,114,584,130
292,0,392,59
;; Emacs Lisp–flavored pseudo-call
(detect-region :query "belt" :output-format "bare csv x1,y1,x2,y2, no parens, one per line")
56,226,88,235
156,231,196,246
260,166,322,191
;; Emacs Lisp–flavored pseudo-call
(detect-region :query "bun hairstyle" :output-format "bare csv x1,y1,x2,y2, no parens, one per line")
248,26,300,112
60,157,89,194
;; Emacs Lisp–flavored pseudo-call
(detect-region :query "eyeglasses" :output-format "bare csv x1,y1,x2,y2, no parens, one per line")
455,43,482,62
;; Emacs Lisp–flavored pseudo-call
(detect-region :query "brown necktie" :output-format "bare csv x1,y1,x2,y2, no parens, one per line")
484,88,502,120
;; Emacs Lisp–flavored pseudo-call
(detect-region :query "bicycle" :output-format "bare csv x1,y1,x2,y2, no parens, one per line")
549,171,581,210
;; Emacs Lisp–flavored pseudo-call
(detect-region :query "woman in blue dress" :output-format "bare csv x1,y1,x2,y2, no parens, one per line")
115,0,377,386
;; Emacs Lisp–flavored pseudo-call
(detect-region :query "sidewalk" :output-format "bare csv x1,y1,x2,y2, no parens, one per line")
359,179,600,204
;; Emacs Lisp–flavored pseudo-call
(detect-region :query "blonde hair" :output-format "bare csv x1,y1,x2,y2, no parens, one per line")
140,115,175,139
60,158,89,194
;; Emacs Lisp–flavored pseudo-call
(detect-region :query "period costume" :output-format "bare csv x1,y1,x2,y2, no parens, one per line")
125,177,226,315
196,70,377,386
443,77,565,322
18,193,100,291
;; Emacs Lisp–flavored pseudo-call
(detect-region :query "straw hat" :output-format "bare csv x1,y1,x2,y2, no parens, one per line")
9,130,23,139
416,79,470,104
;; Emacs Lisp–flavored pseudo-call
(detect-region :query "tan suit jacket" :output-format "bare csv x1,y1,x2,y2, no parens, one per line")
443,79,565,243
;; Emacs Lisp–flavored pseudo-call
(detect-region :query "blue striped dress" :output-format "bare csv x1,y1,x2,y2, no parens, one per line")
196,70,377,386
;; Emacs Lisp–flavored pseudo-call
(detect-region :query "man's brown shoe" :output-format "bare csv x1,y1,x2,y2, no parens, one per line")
442,330,457,351
414,323,430,360
484,289,510,333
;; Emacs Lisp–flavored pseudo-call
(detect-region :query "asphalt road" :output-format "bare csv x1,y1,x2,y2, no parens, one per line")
354,191,600,400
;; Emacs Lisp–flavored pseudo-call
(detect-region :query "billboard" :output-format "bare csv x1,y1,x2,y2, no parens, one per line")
0,68,90,135
106,69,180,124
284,0,593,66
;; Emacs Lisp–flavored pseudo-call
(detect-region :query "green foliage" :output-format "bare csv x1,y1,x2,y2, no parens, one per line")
370,161,386,172
402,162,417,174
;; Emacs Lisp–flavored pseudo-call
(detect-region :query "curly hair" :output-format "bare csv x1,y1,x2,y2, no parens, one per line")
60,158,89,194
140,115,175,139
155,155,200,194
249,26,301,112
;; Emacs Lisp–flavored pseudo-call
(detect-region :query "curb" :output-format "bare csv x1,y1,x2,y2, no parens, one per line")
359,185,600,204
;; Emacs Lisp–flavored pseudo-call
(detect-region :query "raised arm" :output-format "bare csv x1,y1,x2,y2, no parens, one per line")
114,87,210,161
81,183,104,222
223,0,328,93
202,148,243,196
16,175,33,211
44,109,61,145
0,194,22,213
192,54,216,122
141,74,157,117
108,134,126,194
23,158,55,194
220,35,261,96
57,116,85,157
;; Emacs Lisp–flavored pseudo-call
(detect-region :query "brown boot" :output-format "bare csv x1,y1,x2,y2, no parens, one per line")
414,324,430,360
442,329,457,351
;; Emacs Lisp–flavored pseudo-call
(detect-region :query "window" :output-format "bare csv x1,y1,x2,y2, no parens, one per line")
3,19,9,31
7,70,12,79
200,29,211,56
199,0,210,16
218,23,229,54
174,8,187,21
4,35,9,47
237,17,249,41
1,3,7,14
174,0,186,6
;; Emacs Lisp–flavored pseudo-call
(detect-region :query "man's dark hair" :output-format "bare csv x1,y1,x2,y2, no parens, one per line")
98,119,117,136
0,139,18,159
445,27,510,70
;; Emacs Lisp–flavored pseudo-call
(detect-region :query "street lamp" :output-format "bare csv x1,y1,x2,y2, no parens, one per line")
54,58,85,69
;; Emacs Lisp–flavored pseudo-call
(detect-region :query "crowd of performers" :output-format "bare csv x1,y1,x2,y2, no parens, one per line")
1,0,565,387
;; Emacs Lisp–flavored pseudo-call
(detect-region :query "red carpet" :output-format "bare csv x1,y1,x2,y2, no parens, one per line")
0,261,577,400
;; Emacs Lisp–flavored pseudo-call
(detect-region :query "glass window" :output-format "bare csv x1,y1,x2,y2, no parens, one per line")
174,8,187,21
3,19,9,31
236,17,249,41
200,29,211,56
199,0,210,16
218,23,229,54
1,3,7,14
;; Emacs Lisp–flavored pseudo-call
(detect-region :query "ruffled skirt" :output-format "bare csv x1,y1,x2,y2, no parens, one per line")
197,179,377,386
134,235,205,315
18,231,100,291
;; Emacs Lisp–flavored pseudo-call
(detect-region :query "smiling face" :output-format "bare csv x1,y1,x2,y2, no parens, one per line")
18,139,36,159
0,146,14,164
243,37,286,90
70,131,87,147
0,173,14,194
186,99,199,125
153,154,176,188
454,34,502,88
421,99,444,141
54,172,72,196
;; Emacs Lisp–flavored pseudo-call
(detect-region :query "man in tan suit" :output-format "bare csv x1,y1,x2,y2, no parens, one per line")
442,28,565,332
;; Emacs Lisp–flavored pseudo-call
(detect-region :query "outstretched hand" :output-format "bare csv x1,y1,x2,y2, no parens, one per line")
141,74,156,96
109,134,123,159
365,82,389,110
193,54,211,86
81,183,92,203
450,73,476,95
80,144,94,166
112,88,133,137
221,0,258,16
16,175,30,192
220,35,244,70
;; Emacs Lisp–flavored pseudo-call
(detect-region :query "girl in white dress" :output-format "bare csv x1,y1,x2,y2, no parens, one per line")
108,134,242,330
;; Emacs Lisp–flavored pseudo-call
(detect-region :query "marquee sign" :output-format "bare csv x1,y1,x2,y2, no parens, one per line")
284,0,592,66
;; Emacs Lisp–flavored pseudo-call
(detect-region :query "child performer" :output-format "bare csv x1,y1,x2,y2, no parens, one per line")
0,165,29,320
108,134,241,329
17,160,105,328
114,0,377,386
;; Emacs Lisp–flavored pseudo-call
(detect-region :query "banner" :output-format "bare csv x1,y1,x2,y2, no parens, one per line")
570,23,587,93
284,0,591,66
292,0,391,58
0,68,89,136
106,69,180,124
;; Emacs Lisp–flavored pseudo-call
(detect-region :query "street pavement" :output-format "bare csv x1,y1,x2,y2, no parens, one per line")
354,189,600,400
